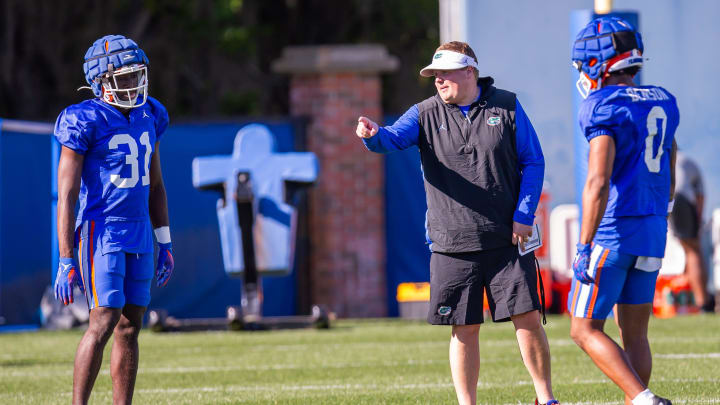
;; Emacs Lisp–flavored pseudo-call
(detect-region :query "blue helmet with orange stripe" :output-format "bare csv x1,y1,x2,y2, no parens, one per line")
82,35,149,108
572,16,644,98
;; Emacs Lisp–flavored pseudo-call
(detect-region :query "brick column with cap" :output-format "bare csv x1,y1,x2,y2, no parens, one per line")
273,45,399,317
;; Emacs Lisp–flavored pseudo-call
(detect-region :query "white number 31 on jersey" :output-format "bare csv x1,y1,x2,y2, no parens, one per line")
109,132,152,188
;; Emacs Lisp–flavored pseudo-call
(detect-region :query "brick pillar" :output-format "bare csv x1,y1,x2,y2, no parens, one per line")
273,45,399,317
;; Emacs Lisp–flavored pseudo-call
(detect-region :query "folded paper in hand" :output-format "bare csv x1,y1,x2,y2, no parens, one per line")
518,223,542,256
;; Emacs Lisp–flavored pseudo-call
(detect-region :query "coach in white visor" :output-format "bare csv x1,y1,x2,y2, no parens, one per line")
355,41,556,405
419,49,480,77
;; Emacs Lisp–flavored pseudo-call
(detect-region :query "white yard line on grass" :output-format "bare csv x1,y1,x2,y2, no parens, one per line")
3,354,720,378
656,353,720,359
128,378,716,394
4,379,719,403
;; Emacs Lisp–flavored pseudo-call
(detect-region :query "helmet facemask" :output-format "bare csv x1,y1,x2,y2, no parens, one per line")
99,63,148,109
573,61,600,99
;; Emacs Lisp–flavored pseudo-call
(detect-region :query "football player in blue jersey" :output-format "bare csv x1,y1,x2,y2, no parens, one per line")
568,17,677,405
54,35,174,404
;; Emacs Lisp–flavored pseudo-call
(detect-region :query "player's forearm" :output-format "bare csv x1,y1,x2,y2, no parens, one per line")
149,184,170,228
57,195,78,258
579,178,609,245
148,144,170,229
57,148,83,258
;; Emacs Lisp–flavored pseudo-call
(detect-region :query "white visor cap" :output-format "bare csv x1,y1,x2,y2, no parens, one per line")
420,50,479,77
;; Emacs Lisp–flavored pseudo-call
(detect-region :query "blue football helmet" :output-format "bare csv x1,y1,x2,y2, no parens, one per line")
572,16,644,98
82,35,149,108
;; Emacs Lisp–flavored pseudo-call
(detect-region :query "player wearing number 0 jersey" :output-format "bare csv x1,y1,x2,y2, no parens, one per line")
575,84,679,263
53,34,174,405
568,17,676,405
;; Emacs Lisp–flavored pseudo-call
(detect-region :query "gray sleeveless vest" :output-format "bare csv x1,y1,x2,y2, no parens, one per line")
417,77,519,252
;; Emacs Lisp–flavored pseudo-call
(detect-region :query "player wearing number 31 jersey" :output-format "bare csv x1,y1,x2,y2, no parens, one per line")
568,17,677,405
53,35,174,404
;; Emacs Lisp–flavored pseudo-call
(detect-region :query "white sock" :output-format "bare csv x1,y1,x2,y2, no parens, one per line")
632,389,655,405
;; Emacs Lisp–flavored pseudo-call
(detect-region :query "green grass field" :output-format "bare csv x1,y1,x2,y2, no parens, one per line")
1,315,718,404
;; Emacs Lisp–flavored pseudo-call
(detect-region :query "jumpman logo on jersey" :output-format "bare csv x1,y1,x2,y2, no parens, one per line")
142,111,150,119
60,263,73,271
439,123,446,131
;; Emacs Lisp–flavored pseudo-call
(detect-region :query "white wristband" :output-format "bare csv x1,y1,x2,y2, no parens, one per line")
667,199,675,214
154,226,171,244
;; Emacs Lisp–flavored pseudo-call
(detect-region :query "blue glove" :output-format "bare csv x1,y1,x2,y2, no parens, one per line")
156,242,174,287
54,257,84,305
572,243,595,284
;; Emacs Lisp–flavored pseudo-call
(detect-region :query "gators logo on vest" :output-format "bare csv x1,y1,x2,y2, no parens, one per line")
487,116,501,126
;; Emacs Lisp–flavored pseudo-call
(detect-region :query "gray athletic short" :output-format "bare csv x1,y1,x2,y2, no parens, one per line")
428,246,540,325
670,194,699,240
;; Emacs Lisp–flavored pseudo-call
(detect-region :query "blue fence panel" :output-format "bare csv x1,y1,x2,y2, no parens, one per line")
0,120,54,326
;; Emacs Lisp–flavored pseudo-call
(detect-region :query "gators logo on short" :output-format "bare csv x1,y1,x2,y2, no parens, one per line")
434,53,443,59
438,306,452,316
487,116,501,126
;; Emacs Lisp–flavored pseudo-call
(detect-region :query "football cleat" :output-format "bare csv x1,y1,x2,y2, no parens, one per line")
652,397,672,405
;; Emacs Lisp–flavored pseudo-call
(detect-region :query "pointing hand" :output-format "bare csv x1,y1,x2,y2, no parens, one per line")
356,116,379,139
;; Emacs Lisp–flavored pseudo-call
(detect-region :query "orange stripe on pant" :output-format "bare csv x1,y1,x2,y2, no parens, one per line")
78,236,85,288
90,221,98,308
585,249,609,317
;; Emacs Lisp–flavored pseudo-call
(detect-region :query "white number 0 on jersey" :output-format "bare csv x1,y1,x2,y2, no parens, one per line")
108,132,152,188
644,106,667,173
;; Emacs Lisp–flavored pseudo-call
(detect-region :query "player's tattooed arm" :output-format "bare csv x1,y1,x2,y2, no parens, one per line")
57,146,84,258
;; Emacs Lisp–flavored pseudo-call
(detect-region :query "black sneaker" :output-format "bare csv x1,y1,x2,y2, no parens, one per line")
701,295,716,313
652,397,672,405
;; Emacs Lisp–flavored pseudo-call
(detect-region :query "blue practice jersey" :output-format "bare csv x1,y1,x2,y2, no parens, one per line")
54,97,169,254
579,85,679,257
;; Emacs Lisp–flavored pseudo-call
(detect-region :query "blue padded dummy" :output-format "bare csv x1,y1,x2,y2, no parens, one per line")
192,124,318,276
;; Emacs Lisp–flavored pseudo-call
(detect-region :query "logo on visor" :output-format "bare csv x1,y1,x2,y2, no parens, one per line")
434,53,443,59
487,116,501,126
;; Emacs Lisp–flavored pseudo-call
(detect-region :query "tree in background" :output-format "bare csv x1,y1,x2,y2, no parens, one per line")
0,0,439,120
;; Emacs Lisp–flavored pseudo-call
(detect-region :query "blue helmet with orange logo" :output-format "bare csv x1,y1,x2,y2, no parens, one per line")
572,16,644,98
82,35,149,108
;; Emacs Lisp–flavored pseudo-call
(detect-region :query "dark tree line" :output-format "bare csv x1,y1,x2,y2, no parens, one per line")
0,0,439,121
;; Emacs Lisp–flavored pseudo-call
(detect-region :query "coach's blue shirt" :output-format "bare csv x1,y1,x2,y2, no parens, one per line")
363,91,544,227
54,97,169,254
578,85,679,257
